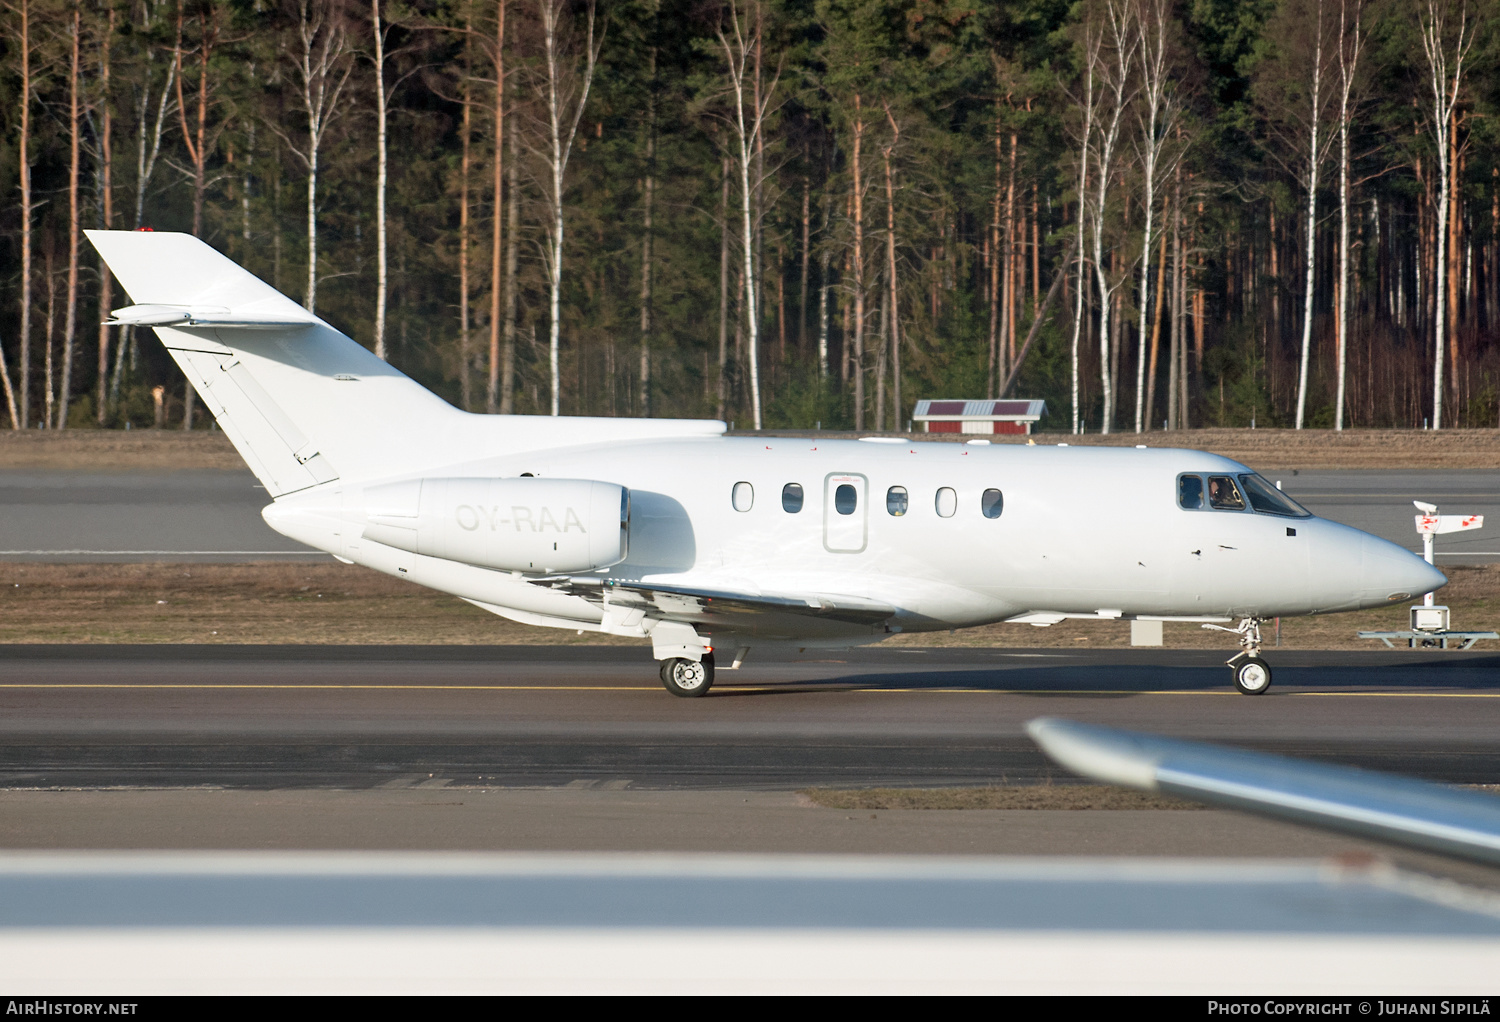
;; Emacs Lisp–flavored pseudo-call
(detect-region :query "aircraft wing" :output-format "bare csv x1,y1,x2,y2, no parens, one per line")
529,575,897,627
1028,717,1500,866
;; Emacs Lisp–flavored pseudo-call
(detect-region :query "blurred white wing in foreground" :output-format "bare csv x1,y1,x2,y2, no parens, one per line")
3,851,1500,994
1028,717,1500,865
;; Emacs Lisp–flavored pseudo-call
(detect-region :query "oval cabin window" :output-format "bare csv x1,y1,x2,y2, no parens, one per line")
732,481,754,512
935,487,957,518
782,483,804,513
834,483,858,515
981,488,1003,519
886,486,908,517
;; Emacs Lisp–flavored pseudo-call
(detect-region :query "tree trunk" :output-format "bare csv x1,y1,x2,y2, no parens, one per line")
538,1,598,417
1294,18,1323,430
57,6,81,431
817,179,832,381
1003,127,1016,384
1334,7,1356,430
373,0,389,360
639,26,657,417
1145,225,1167,429
850,99,865,431
16,0,32,430
501,78,519,414
717,153,730,417
1417,0,1473,429
882,107,901,432
799,176,810,351
1447,116,1461,413
96,5,114,426
488,0,505,412
458,15,473,410
988,96,1001,399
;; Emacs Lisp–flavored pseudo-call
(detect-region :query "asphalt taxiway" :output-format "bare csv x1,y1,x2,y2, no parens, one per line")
3,644,1497,789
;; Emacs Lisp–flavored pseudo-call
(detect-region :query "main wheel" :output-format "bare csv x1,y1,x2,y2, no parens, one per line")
1232,656,1272,695
659,654,714,698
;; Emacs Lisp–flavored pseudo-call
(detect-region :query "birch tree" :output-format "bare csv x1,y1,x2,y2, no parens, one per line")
536,0,600,416
472,0,508,412
1130,0,1183,433
1083,0,1136,435
1332,0,1365,431
113,6,178,408
95,3,115,425
1067,27,1098,435
173,0,225,239
371,0,389,359
1418,0,1476,430
715,0,778,430
6,0,34,430
56,5,82,429
283,0,355,314
1256,0,1338,430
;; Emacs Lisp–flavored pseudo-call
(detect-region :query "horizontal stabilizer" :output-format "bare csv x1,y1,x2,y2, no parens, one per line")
104,304,319,330
1028,717,1500,866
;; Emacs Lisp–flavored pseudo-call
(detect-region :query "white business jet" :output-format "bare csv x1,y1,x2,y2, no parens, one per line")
88,231,1444,697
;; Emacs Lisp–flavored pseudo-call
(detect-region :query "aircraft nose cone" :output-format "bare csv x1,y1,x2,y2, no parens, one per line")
1361,534,1446,604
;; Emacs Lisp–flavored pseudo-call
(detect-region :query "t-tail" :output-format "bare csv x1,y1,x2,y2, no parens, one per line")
87,230,723,497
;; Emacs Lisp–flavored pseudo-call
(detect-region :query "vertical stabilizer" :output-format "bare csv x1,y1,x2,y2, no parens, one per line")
87,230,726,495
88,230,459,497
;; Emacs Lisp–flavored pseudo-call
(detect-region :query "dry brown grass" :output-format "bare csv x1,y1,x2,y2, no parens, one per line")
6,426,1500,471
800,786,1203,810
0,562,637,645
1,561,1495,650
0,430,241,470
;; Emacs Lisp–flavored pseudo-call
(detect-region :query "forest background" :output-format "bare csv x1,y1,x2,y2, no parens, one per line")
1,0,1498,437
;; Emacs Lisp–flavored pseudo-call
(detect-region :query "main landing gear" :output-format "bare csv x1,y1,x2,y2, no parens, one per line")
1205,617,1273,696
659,653,715,698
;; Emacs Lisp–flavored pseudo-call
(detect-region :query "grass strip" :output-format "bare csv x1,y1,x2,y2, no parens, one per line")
800,785,1205,811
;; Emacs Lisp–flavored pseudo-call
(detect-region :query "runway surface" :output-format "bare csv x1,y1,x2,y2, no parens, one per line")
1,467,1497,562
1277,469,1500,563
0,469,319,561
3,645,1498,790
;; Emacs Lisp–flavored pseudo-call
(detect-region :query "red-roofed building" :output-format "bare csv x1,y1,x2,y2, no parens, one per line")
911,399,1047,435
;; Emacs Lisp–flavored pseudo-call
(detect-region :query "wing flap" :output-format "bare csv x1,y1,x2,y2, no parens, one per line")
530,576,896,626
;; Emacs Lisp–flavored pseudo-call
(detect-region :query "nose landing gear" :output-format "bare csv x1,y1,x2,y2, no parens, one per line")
1205,618,1273,695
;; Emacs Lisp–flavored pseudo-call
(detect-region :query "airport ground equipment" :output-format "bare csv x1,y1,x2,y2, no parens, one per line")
1359,501,1496,649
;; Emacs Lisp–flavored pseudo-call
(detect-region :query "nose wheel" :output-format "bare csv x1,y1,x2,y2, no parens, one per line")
1205,618,1273,695
1230,655,1272,695
659,653,715,697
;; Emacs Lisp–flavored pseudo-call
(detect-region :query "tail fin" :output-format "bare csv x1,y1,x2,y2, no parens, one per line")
87,231,722,497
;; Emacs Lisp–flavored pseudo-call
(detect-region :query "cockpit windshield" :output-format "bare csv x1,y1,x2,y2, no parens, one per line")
1237,473,1311,518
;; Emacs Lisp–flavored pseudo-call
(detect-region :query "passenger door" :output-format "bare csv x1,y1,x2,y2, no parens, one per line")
823,473,868,553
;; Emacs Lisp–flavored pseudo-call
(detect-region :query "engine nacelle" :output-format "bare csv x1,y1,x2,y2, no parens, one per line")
361,477,629,573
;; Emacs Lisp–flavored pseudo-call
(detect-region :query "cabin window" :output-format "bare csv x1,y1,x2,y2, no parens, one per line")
782,483,804,513
1239,474,1311,518
732,481,754,512
834,483,858,515
981,488,1004,519
935,487,957,518
886,486,909,516
1178,474,1204,510
1207,475,1247,511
